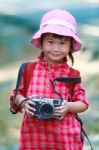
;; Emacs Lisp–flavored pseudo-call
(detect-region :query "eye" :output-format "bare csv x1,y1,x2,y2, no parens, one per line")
48,40,53,44
61,42,66,45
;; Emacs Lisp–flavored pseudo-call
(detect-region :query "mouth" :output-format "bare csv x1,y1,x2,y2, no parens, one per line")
50,52,61,56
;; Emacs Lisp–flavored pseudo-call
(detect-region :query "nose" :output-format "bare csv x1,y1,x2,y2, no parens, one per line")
52,43,59,52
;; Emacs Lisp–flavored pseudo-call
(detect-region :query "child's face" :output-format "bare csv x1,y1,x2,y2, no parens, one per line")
42,33,71,64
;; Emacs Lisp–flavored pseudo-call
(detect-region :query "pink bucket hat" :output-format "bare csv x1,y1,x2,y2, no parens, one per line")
31,9,82,52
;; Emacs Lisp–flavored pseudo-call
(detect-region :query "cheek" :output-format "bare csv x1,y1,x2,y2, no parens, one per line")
42,41,49,50
63,46,70,54
65,43,71,53
42,44,47,52
63,51,69,57
43,45,51,54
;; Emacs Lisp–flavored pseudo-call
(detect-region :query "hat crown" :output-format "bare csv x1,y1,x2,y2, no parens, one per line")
40,9,77,33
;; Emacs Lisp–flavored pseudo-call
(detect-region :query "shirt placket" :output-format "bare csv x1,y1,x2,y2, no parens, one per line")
44,65,51,97
45,65,57,98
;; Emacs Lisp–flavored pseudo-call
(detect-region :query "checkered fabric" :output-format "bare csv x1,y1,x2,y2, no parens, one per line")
10,58,88,150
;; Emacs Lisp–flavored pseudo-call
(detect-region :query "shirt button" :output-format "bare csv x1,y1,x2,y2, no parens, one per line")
47,86,49,89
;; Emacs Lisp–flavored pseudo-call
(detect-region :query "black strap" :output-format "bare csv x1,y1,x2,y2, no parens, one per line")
55,77,81,83
50,79,63,104
75,114,93,150
10,63,27,114
53,77,93,150
15,63,27,98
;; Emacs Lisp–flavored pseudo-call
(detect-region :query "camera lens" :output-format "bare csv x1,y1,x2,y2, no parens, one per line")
40,103,54,119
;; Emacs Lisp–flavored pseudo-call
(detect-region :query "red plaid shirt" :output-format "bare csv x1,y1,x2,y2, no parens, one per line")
10,58,88,150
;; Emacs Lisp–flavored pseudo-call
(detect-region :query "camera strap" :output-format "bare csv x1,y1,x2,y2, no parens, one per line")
54,77,81,83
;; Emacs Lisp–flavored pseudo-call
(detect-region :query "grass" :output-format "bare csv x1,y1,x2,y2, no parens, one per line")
0,87,22,146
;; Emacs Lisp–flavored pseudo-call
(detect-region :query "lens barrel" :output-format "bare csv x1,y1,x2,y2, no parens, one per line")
39,103,54,119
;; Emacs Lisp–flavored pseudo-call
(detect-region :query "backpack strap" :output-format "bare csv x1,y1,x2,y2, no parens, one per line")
10,62,37,114
10,63,27,114
14,63,27,100
23,62,37,96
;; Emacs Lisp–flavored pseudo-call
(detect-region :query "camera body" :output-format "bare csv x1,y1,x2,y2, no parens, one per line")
29,96,61,119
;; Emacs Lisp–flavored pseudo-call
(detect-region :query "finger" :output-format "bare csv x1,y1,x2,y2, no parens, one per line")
25,102,36,113
54,105,64,111
27,100,36,106
58,116,64,120
25,108,35,117
53,114,61,119
54,111,65,118
54,112,61,116
55,104,64,109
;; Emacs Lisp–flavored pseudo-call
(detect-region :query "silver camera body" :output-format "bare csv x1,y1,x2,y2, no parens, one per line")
30,96,61,119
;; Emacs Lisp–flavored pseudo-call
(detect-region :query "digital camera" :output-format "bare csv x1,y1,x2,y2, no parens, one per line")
29,96,61,119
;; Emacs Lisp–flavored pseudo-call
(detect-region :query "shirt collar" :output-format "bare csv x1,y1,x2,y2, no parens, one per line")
38,54,68,69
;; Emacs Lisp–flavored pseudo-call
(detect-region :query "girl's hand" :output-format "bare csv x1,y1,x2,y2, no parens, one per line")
23,100,36,118
54,100,69,120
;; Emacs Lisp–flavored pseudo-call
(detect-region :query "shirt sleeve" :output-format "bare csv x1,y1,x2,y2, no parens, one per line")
70,68,89,107
71,82,89,107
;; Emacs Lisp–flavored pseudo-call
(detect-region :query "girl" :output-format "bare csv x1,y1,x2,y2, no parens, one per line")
10,9,89,150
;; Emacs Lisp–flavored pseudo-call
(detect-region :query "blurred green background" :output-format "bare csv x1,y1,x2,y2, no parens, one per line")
0,0,99,149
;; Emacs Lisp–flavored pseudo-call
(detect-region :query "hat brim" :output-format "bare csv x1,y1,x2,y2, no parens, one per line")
31,24,82,52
